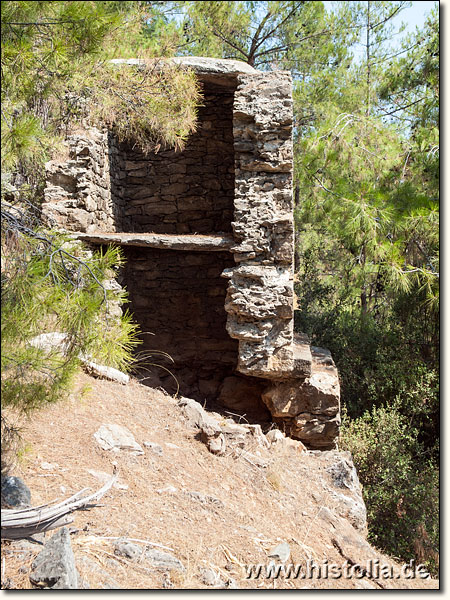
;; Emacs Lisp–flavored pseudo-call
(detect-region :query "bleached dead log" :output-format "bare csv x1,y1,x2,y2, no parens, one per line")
1,470,118,540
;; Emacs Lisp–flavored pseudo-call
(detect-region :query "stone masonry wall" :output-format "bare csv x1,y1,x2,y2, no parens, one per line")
43,128,119,233
224,71,295,378
112,82,235,235
120,247,238,400
41,58,340,449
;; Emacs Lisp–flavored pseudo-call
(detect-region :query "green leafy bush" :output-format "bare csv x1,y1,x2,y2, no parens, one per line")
341,399,439,576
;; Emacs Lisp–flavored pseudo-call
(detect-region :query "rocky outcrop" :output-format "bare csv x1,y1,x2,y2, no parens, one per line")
262,346,340,450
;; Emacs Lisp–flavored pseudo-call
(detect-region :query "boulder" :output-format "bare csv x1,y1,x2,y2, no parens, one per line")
178,397,226,456
1,475,31,508
29,527,78,589
93,424,143,455
262,345,340,450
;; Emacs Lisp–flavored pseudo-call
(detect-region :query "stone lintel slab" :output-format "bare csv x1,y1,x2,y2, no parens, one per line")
110,57,259,87
72,232,235,252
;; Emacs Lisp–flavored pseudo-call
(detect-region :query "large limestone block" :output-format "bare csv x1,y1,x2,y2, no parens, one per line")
290,413,340,449
262,372,339,418
261,345,340,449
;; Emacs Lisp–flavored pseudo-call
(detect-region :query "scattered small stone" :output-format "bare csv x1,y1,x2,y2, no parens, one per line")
221,421,248,436
268,542,291,563
29,527,78,589
178,397,225,455
19,566,28,574
1,475,31,508
144,549,184,572
165,442,180,450
93,424,143,455
266,429,284,444
114,538,143,561
41,461,59,470
185,491,224,508
207,434,226,455
143,441,163,455
201,567,223,587
157,485,177,495
246,424,271,448
302,511,309,516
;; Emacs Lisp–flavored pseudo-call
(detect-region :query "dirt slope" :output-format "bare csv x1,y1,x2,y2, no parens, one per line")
1,372,439,590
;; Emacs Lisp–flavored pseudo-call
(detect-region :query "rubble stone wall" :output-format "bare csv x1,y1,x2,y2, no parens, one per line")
112,82,235,235
224,71,295,378
43,129,119,233
119,247,238,400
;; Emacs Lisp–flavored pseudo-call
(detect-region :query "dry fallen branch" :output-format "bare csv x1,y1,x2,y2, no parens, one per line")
1,469,118,540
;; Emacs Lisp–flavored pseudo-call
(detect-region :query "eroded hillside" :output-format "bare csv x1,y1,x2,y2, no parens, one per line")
1,373,438,590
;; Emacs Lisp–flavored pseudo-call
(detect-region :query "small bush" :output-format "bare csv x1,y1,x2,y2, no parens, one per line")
340,401,439,576
1,211,142,473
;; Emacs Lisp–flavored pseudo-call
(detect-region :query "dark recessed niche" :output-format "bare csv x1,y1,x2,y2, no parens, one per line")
119,247,239,401
109,81,236,236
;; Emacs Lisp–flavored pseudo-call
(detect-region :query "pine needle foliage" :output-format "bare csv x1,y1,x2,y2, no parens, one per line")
1,210,141,415
1,1,200,175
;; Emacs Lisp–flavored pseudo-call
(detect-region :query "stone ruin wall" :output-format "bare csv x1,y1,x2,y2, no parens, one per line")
120,247,238,400
42,58,340,450
115,82,235,235
226,71,295,378
44,130,117,233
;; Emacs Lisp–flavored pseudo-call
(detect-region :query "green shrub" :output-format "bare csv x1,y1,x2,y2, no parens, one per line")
1,220,142,478
341,400,439,576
